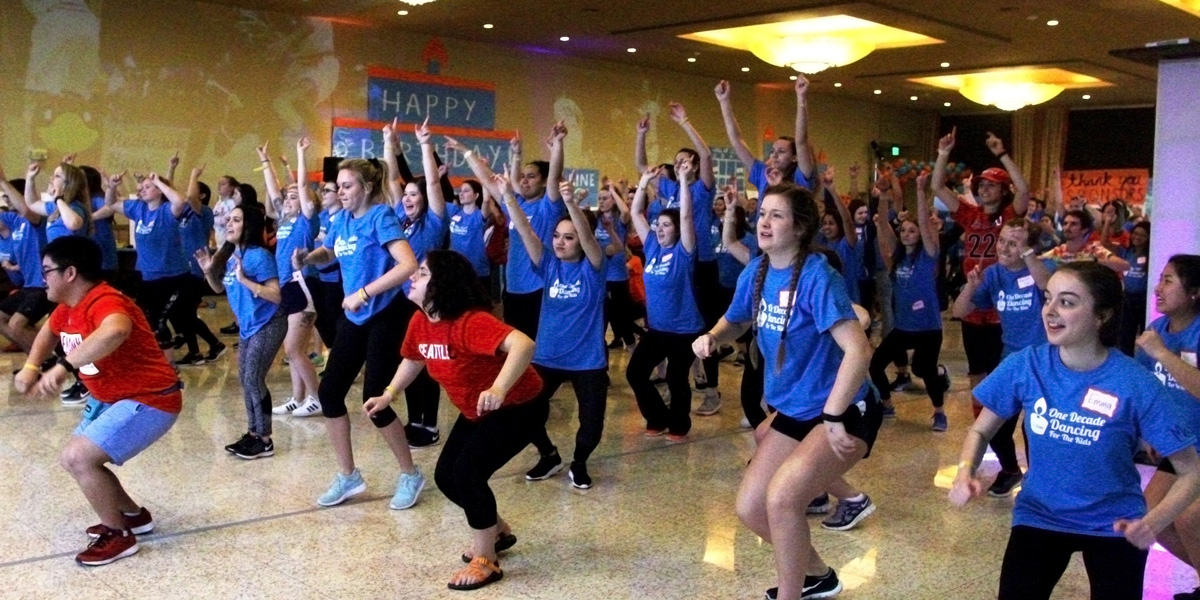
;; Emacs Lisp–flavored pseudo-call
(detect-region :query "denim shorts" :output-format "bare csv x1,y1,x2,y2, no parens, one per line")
74,399,178,466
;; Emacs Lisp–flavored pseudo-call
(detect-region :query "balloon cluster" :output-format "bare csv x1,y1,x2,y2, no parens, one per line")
889,158,970,184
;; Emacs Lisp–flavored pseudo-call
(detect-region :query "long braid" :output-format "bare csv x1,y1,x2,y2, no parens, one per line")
751,256,770,331
774,251,806,372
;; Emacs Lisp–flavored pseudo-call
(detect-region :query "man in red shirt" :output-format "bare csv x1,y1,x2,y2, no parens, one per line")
14,236,182,567
932,127,1030,497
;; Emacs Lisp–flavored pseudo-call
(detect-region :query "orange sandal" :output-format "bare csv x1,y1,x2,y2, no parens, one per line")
447,556,503,591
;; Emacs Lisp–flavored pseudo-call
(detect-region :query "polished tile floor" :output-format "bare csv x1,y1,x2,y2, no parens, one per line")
0,306,1194,599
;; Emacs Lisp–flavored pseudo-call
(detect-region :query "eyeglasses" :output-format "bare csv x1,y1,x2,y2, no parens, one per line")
322,187,337,194
41,266,67,277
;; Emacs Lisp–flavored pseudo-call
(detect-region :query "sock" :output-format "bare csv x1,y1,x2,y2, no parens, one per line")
844,493,866,503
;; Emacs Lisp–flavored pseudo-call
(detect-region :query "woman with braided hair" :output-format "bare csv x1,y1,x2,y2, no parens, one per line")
694,183,881,600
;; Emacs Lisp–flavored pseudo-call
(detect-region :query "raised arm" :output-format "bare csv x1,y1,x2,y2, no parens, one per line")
257,142,283,220
184,164,206,216
634,114,650,175
546,121,566,203
508,130,522,186
915,173,939,258
873,212,897,271
151,173,189,218
793,76,816,182
278,153,298,186
677,160,697,253
445,136,502,199
415,119,446,219
1049,165,1064,222
497,167,542,267
847,163,861,198
986,132,1029,216
952,264,984,319
295,137,317,220
668,102,714,190
826,168,857,247
96,170,128,218
15,163,48,222
713,80,756,170
166,151,180,183
608,182,632,225
629,168,655,242
382,118,406,209
721,187,751,266
560,181,604,270
931,127,962,213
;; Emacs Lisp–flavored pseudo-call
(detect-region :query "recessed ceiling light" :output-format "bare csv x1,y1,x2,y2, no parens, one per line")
397,10,408,15
627,47,637,53
1047,19,1059,26
943,102,951,107
741,67,750,72
1082,94,1091,100
940,62,950,68
789,75,798,80
873,89,882,94
560,36,570,41
910,96,918,101
483,23,493,29
687,57,696,63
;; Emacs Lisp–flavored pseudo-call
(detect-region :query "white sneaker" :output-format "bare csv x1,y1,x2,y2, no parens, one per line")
292,396,322,417
272,397,302,415
740,416,752,429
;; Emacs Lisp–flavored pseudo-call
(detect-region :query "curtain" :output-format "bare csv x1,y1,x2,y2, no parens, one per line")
1011,106,1068,201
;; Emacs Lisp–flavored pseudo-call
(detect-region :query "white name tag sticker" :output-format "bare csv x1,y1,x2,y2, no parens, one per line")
912,300,925,311
779,291,793,308
1137,256,1147,265
1081,388,1119,418
1183,352,1198,368
1017,275,1035,289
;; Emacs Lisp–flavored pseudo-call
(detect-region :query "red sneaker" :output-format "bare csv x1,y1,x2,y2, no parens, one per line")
86,507,153,539
76,528,139,566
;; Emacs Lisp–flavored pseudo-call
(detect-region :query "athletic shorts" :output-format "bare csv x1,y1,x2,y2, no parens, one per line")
770,387,883,458
961,322,1004,375
0,287,54,322
74,398,178,466
279,280,312,316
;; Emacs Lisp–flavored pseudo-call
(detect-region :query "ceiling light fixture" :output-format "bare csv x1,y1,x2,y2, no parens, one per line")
560,36,570,41
627,48,637,53
398,0,435,5
687,57,696,62
741,67,750,72
910,96,918,100
1082,94,1092,99
940,62,950,68
397,10,408,15
1046,19,1059,26
483,23,493,29
910,67,1111,111
834,82,842,87
789,75,798,80
681,15,941,75
944,102,951,107
873,89,882,94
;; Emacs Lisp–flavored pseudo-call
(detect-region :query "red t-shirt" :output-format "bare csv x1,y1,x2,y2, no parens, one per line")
400,309,542,421
954,201,1020,325
49,283,182,412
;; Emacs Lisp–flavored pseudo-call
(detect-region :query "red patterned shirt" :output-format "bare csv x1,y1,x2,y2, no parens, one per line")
954,201,1021,325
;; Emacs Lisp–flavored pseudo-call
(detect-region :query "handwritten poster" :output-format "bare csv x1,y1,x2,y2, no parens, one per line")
1061,169,1149,206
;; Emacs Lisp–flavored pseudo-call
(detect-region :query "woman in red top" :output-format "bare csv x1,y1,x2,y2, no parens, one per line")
364,250,543,592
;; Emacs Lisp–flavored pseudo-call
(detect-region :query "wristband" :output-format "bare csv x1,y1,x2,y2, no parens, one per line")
821,411,845,423
958,460,975,474
997,151,1008,159
358,288,370,302
261,159,270,164
384,385,397,397
56,356,78,375
463,150,474,159
1020,248,1035,259
22,362,40,373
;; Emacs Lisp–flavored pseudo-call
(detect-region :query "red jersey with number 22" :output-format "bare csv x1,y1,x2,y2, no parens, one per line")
955,202,1020,325
48,283,182,412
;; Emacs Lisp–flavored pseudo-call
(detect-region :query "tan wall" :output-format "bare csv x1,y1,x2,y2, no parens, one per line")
0,0,935,193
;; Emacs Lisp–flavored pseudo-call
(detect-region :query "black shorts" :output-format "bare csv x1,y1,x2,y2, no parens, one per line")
0,287,54,323
1159,458,1176,475
961,321,1003,375
279,280,310,316
770,388,883,458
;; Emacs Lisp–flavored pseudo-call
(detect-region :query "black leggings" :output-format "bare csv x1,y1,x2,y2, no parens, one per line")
998,525,1147,600
695,262,723,389
434,398,549,530
626,329,700,435
312,279,343,349
528,365,608,465
172,275,220,355
1118,291,1146,357
136,274,191,349
740,340,767,428
605,280,638,345
503,289,542,339
870,328,946,407
990,412,1026,474
317,297,438,429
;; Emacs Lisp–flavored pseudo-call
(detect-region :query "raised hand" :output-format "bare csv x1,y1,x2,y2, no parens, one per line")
849,163,861,179
636,113,650,134
62,153,77,165
256,142,269,162
937,127,957,154
985,132,1006,156
677,158,693,179
794,74,810,97
552,119,568,141
192,164,206,179
194,248,214,273
765,166,783,186
26,162,40,180
444,136,467,153
168,151,180,169
823,165,836,185
714,80,731,102
558,180,575,204
383,117,399,148
437,164,449,179
966,264,983,287
509,129,522,153
668,102,688,125
415,116,432,144
916,170,930,190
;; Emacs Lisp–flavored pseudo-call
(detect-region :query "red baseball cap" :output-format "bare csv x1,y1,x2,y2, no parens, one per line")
979,167,1012,185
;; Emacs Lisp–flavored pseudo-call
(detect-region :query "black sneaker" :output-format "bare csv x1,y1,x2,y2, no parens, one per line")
405,424,441,448
525,450,563,481
60,381,91,406
889,374,913,392
568,462,592,489
224,433,254,454
987,470,1024,497
803,568,843,598
714,345,735,361
219,322,240,335
176,353,207,367
806,493,832,515
206,342,228,362
171,335,186,349
234,437,274,460
733,352,748,366
821,495,876,531
606,339,624,350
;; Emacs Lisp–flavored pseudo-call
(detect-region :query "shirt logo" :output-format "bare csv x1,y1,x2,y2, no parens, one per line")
996,289,1035,313
449,221,469,237
1031,397,1106,446
755,298,790,333
58,332,99,376
333,235,358,258
645,253,673,277
135,219,154,235
418,343,453,360
1030,398,1049,435
547,277,581,300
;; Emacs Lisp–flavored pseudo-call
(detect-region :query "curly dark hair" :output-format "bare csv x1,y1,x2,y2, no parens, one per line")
422,250,490,320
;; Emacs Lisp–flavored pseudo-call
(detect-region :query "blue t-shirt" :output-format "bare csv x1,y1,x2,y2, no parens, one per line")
971,261,1055,356
0,212,47,288
502,194,564,294
1136,315,1200,449
657,177,716,262
532,253,607,371
594,217,629,282
91,197,118,271
642,236,704,334
224,247,280,339
976,345,1195,536
0,235,24,287
316,209,342,284
1121,249,1148,295
178,205,215,279
725,253,869,419
124,200,189,281
825,237,861,304
748,159,814,222
891,249,942,332
275,212,319,283
45,201,89,242
400,208,449,293
447,204,490,277
716,231,758,289
321,203,407,325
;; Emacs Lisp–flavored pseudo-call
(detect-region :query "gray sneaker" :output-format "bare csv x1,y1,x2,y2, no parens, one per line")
694,389,722,416
821,495,876,531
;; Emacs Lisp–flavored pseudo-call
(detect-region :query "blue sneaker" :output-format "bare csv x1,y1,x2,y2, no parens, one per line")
932,412,948,432
317,469,366,507
389,467,426,510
